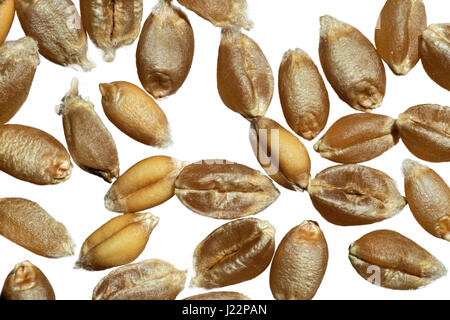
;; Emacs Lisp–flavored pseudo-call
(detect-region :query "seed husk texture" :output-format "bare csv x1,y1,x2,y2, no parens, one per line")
191,218,275,289
0,198,74,258
1,0,449,301
177,0,253,30
92,259,187,300
80,0,143,62
0,0,14,45
397,104,450,162
57,78,119,182
278,48,330,140
375,0,427,75
1,261,55,300
319,15,386,112
183,291,250,300
308,165,406,226
105,155,187,213
217,28,274,119
421,23,450,91
250,117,311,191
349,230,447,290
137,0,194,99
0,124,72,185
175,160,280,219
0,37,39,124
270,221,328,300
15,0,95,71
314,113,399,164
100,81,171,147
76,213,159,271
403,160,450,241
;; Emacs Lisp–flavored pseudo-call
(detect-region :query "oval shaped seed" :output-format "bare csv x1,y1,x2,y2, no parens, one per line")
217,29,274,119
349,230,447,290
0,124,72,185
279,48,330,140
177,0,252,30
403,160,450,241
57,78,119,182
375,0,427,75
80,0,143,62
0,0,14,45
191,218,275,289
100,81,171,147
314,113,399,164
319,15,386,112
93,259,187,300
250,117,311,191
105,155,186,213
0,37,39,125
175,160,280,219
76,213,159,271
183,291,250,300
137,0,194,99
0,198,74,258
270,221,328,300
1,261,55,300
396,104,450,162
15,0,94,71
308,165,406,226
421,24,450,91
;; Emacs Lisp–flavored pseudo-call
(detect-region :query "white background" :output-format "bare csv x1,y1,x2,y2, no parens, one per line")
1,0,449,300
